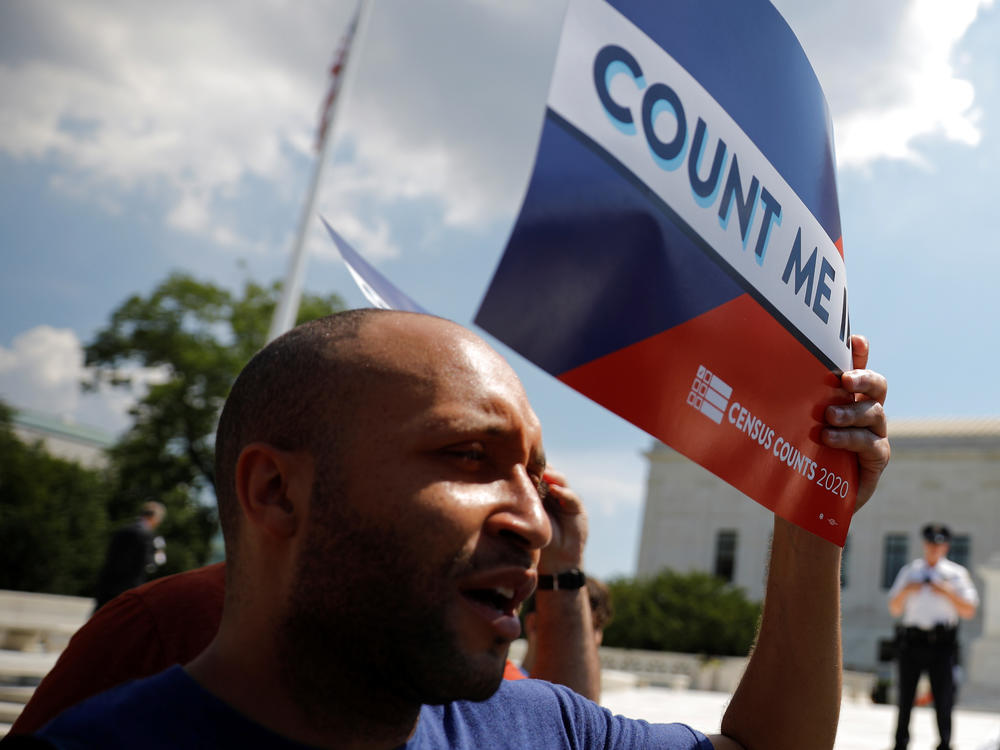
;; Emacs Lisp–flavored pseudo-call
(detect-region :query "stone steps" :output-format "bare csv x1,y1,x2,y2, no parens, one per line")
0,650,58,681
0,590,92,654
0,702,23,725
0,686,34,705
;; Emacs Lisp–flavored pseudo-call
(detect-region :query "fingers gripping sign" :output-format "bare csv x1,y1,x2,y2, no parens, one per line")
820,334,890,512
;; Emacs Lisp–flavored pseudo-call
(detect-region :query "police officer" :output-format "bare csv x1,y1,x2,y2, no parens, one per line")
888,523,979,750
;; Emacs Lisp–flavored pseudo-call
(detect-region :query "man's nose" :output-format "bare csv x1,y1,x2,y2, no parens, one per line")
485,468,552,551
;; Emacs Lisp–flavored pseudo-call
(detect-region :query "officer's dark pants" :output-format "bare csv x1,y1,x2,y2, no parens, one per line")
893,628,957,750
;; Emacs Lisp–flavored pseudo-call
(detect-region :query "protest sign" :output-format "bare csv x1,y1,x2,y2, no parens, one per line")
475,0,857,544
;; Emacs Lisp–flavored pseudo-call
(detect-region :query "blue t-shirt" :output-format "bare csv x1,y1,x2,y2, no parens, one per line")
34,665,713,749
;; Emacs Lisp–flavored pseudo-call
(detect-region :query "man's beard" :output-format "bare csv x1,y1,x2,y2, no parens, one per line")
275,487,506,727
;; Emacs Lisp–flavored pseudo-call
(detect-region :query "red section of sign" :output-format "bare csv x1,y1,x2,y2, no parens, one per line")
557,294,857,545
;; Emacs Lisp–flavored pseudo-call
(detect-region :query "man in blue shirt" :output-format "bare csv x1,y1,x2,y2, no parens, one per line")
21,310,890,750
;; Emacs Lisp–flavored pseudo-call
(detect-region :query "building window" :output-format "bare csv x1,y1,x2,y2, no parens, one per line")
882,534,909,589
949,534,972,569
840,536,850,589
714,530,738,583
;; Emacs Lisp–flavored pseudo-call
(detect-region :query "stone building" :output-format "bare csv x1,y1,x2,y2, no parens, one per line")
637,417,1000,671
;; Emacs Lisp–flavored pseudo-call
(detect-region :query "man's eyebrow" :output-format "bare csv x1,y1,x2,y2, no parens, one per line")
415,415,546,470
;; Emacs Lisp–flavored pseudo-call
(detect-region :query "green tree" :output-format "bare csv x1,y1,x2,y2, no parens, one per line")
0,401,111,595
85,272,345,576
602,570,761,656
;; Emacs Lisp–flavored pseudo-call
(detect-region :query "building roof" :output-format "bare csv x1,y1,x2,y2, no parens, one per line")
11,408,115,448
646,416,1000,457
890,416,1000,438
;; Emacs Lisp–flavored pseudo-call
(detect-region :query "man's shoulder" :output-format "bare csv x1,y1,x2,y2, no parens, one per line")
102,562,225,634
423,678,572,719
414,680,712,750
33,666,311,749
120,520,151,537
58,563,223,662
59,665,184,713
35,667,186,744
939,557,968,571
132,562,226,606
937,557,973,578
108,523,142,543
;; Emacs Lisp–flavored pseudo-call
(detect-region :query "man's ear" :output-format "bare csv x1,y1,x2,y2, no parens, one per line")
235,443,315,540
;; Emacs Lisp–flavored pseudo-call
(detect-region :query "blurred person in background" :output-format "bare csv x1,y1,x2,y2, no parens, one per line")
93,501,166,610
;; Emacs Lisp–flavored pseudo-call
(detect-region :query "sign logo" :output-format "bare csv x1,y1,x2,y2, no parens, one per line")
687,365,732,425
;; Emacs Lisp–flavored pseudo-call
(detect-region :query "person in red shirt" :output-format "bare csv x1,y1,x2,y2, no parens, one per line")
13,563,224,734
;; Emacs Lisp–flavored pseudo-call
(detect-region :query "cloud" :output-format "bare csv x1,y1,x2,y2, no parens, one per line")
307,2,567,262
328,2,565,229
0,0,563,260
772,0,995,169
550,449,646,517
0,0,348,247
0,326,83,415
0,325,166,434
4,0,989,263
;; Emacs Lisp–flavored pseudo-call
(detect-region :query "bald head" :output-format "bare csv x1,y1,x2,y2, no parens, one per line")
214,310,529,558
199,309,550,728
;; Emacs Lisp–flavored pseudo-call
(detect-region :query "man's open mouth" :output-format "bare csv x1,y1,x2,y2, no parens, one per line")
462,587,516,615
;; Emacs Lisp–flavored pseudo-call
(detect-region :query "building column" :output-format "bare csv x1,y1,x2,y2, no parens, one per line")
967,553,1000,691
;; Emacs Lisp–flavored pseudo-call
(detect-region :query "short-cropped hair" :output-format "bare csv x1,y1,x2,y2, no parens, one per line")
213,309,382,559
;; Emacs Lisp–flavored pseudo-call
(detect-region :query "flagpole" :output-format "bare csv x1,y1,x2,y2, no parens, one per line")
267,134,331,342
267,0,372,343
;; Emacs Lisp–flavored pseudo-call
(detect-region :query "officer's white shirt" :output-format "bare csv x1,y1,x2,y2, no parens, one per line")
888,557,979,629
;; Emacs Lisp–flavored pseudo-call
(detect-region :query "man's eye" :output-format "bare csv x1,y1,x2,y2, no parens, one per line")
446,445,486,463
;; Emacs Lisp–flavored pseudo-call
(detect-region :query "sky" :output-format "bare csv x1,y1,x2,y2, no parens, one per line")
1,0,998,580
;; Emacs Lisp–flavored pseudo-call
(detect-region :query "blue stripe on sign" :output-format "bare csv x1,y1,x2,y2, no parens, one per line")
476,110,745,377
608,0,842,244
